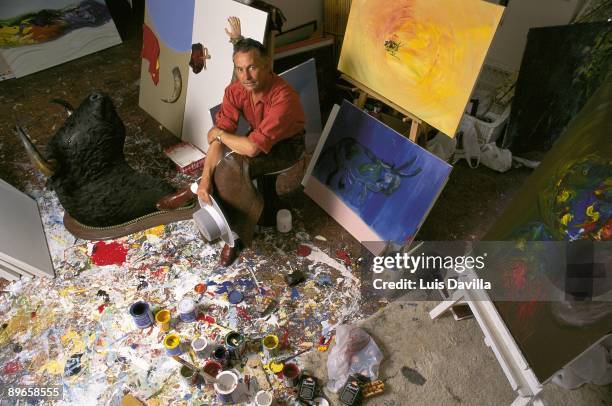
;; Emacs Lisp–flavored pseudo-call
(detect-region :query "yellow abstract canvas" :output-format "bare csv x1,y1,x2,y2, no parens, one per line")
338,0,504,136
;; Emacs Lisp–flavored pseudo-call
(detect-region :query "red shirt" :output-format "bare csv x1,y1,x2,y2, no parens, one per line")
215,73,305,153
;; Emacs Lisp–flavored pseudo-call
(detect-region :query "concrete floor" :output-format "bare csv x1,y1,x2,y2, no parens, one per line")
0,16,610,406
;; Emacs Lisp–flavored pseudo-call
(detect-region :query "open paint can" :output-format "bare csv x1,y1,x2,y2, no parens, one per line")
155,309,171,332
225,331,245,360
180,365,200,386
214,370,240,404
262,334,279,359
178,298,197,322
191,337,209,359
254,390,275,406
163,333,183,356
202,360,222,385
211,345,230,368
281,362,300,387
129,301,154,329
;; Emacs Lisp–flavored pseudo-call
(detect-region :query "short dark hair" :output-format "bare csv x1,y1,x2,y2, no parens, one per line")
233,38,267,58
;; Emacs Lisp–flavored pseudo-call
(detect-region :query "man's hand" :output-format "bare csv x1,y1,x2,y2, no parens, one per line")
225,17,241,40
197,175,213,205
208,126,222,145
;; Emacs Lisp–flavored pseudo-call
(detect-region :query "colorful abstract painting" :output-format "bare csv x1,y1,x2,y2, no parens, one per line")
0,0,121,80
338,0,503,136
485,73,612,382
304,100,451,254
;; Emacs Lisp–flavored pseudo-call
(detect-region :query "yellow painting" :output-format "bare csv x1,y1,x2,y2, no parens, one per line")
338,0,504,136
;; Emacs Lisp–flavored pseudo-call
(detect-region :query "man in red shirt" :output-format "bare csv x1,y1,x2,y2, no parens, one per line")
197,37,305,266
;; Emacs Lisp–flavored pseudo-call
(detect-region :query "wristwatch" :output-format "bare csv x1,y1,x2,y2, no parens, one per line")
215,130,223,144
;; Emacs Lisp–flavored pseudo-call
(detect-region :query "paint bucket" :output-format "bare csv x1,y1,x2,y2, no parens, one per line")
254,390,275,406
281,362,300,387
225,331,245,360
262,334,279,359
203,360,222,385
155,309,171,332
211,345,230,368
214,370,240,404
191,337,209,359
276,209,292,233
180,365,200,386
129,301,154,329
178,298,197,322
164,333,183,356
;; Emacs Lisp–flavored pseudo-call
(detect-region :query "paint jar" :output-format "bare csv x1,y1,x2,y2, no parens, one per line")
254,390,275,406
262,334,279,359
129,301,154,329
191,337,209,359
203,360,222,385
180,365,200,386
276,209,292,233
211,345,230,368
164,333,183,356
281,363,300,387
225,331,245,361
155,309,171,332
214,370,240,404
178,298,197,322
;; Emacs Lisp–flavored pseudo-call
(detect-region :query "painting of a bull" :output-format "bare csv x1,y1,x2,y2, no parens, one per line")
320,137,422,204
16,92,193,233
307,100,452,247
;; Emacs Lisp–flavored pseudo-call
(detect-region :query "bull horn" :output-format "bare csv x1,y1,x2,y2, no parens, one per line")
14,125,57,177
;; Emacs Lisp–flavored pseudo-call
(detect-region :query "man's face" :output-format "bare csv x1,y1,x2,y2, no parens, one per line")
233,49,270,93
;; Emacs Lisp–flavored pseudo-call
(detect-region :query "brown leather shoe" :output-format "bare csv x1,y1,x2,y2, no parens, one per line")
219,242,240,267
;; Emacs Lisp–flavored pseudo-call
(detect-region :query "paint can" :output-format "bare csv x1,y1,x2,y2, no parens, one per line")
155,309,171,332
214,370,240,404
281,362,300,388
191,337,209,359
262,334,279,359
276,209,292,233
225,331,246,360
211,345,230,368
129,301,154,329
164,333,183,356
203,360,222,385
254,390,275,406
180,365,200,386
178,298,197,322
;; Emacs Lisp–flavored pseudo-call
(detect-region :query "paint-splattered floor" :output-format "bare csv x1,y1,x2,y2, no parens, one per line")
0,13,541,406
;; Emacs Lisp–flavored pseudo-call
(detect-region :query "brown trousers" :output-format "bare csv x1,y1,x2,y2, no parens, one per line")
213,134,304,246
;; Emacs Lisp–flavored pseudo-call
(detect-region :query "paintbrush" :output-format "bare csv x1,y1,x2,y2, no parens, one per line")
171,356,220,384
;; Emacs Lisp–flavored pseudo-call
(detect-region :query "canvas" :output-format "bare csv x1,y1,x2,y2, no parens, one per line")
303,100,451,255
181,0,268,151
138,0,195,136
504,22,612,152
485,73,612,382
338,0,503,136
0,0,122,80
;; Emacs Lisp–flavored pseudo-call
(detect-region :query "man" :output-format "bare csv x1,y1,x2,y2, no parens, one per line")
197,36,305,267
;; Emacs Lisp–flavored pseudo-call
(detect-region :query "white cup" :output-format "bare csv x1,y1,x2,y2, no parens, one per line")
276,209,292,233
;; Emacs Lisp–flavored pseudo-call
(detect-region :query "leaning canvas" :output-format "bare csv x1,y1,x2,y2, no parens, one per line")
338,0,503,136
0,0,122,80
304,100,452,254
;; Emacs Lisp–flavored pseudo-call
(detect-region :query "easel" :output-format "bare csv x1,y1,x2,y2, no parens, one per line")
430,280,544,406
340,74,423,143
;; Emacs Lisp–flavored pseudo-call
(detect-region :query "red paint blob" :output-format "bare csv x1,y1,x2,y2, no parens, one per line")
2,360,22,374
336,249,351,265
98,303,108,313
236,307,252,321
297,244,311,257
91,242,128,266
194,283,207,293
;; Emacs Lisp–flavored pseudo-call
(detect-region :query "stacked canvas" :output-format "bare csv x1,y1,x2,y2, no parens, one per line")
0,179,54,280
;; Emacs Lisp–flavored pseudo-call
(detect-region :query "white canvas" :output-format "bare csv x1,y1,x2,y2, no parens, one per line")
181,0,268,151
0,179,54,278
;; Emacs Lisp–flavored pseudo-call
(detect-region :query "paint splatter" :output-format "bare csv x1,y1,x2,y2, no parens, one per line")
91,241,128,266
401,366,426,385
297,244,312,257
64,353,83,376
2,360,22,374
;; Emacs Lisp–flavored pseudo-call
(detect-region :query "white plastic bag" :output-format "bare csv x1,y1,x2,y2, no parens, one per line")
326,325,383,393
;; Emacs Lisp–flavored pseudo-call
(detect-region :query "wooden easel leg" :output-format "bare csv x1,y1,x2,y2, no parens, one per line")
355,90,368,109
409,120,419,142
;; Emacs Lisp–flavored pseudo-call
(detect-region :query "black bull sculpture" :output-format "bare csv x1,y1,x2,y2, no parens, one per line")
16,92,197,239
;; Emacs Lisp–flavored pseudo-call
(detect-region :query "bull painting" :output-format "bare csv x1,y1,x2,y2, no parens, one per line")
16,92,195,237
320,137,422,204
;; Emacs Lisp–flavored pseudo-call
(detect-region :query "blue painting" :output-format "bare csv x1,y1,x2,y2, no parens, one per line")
310,100,451,246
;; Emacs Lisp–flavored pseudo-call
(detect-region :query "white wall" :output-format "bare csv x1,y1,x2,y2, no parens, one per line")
485,0,585,72
265,0,323,31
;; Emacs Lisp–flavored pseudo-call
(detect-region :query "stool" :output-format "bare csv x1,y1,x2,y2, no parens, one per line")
255,156,304,227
